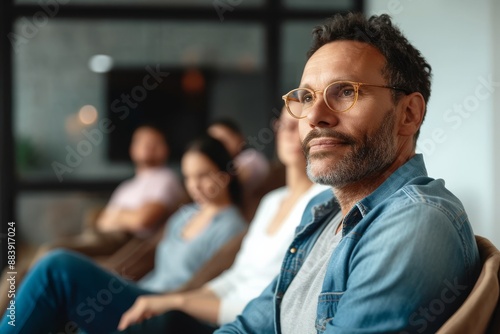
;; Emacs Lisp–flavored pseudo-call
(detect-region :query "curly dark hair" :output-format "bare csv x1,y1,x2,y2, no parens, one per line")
307,13,432,139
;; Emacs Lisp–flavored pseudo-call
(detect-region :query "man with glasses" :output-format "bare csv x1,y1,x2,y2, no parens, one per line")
216,13,480,333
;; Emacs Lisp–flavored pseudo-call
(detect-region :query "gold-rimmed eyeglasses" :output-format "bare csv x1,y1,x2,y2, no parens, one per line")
282,81,409,119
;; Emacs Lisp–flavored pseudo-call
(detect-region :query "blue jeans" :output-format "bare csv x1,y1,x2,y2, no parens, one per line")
0,250,151,334
111,310,218,334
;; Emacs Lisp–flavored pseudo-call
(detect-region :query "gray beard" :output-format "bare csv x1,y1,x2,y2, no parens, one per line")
305,110,397,188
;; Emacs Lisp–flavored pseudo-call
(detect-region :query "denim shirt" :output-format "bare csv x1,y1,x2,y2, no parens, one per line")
216,154,481,334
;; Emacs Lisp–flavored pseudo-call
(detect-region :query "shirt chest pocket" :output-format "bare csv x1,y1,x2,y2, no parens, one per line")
315,291,344,332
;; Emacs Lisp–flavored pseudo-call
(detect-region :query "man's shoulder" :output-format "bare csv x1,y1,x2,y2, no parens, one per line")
391,176,467,223
360,176,477,264
359,154,461,216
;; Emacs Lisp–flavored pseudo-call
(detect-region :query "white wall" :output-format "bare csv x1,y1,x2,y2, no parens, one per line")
366,0,499,246
494,0,500,247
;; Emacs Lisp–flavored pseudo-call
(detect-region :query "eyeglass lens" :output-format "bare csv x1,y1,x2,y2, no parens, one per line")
286,81,357,117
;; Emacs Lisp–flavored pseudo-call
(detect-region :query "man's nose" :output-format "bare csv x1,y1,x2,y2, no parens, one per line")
306,97,340,129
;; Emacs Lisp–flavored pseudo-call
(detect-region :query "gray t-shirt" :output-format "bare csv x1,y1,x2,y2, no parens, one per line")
280,213,342,334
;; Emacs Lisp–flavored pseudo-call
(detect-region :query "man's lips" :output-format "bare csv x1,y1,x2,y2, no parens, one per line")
307,138,347,153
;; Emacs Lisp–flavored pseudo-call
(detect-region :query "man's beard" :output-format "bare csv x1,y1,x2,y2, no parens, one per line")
302,110,398,188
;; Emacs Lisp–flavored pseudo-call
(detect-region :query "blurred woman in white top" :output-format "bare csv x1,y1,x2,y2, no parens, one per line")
116,109,329,333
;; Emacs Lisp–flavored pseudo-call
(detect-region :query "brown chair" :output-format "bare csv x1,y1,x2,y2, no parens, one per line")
436,235,500,334
241,160,286,222
97,225,167,281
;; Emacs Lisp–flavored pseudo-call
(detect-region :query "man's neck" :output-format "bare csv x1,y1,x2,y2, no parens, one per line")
334,175,385,217
135,164,161,175
334,153,415,216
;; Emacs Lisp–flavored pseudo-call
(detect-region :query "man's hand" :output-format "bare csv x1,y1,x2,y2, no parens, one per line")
117,294,183,330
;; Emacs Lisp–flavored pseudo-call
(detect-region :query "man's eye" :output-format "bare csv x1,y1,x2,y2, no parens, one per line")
339,86,355,97
299,93,314,104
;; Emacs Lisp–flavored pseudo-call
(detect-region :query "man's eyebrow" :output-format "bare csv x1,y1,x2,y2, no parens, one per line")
298,78,357,89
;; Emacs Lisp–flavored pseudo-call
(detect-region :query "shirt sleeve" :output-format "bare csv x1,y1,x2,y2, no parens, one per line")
106,170,185,210
142,170,184,209
106,180,131,208
323,203,479,333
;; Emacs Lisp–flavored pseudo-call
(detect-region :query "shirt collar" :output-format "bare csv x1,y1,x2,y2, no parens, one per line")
355,154,428,217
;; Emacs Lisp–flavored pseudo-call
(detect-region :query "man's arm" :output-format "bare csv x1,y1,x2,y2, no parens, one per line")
324,204,478,333
96,202,170,234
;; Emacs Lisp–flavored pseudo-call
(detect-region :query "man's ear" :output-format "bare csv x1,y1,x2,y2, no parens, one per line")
397,92,425,137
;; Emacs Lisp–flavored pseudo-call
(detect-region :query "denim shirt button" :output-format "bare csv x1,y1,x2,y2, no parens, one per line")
289,247,297,254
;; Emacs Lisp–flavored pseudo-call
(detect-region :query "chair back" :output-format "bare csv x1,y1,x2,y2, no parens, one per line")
436,235,500,334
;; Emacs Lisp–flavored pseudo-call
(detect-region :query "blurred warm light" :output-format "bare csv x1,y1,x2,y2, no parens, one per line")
89,54,114,73
78,105,98,125
182,69,205,93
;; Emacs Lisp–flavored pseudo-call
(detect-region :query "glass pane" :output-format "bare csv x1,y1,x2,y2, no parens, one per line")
13,19,267,182
284,0,353,10
16,0,264,7
17,191,109,246
280,20,324,93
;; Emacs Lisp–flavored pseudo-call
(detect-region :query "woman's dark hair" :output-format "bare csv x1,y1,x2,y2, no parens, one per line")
307,13,432,140
185,134,242,206
209,118,243,138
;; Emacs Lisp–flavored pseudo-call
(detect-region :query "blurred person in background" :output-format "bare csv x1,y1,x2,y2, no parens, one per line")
0,124,187,310
93,124,186,237
208,118,270,220
0,135,247,334
114,108,331,334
